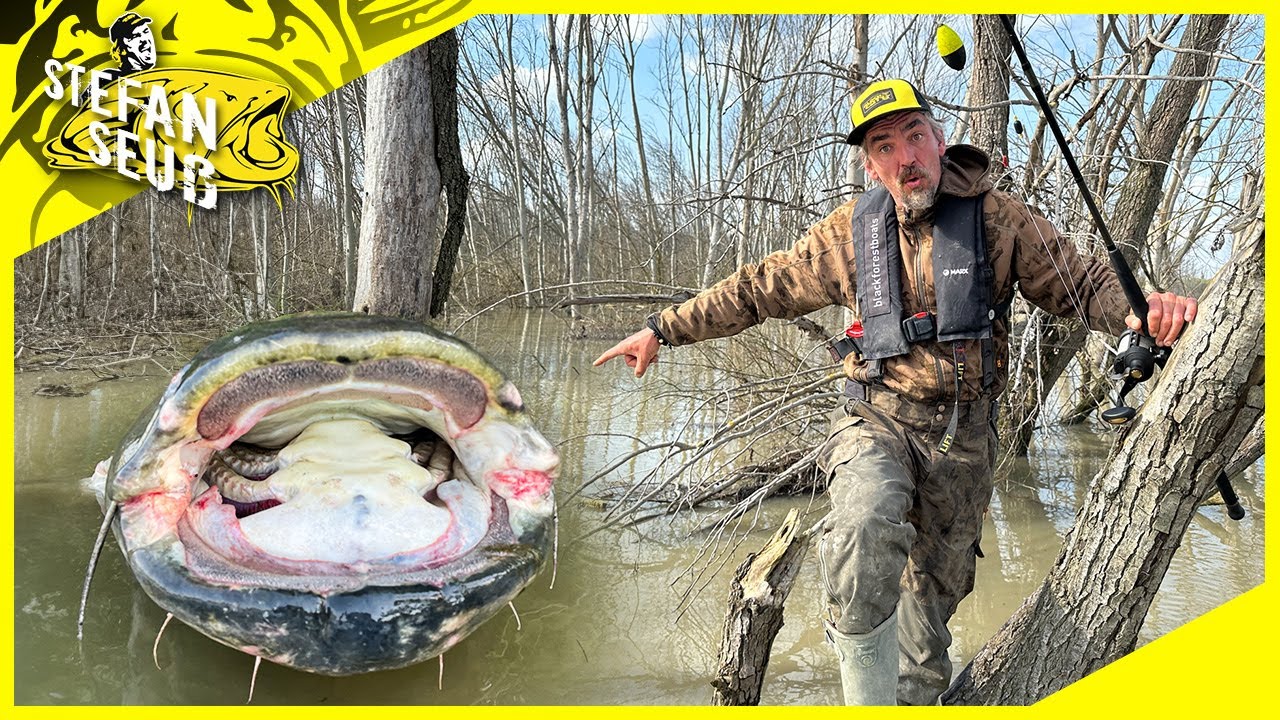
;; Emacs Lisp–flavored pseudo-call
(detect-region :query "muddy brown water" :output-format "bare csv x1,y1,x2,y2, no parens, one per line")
12,309,1264,704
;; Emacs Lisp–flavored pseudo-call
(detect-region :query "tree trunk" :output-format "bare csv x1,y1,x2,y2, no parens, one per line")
548,17,580,313
576,17,598,288
966,15,1013,162
58,222,85,318
353,41,441,319
944,222,1264,705
253,191,271,317
427,29,469,318
148,192,161,318
711,509,811,706
621,18,661,282
846,15,870,190
503,18,534,305
334,84,360,308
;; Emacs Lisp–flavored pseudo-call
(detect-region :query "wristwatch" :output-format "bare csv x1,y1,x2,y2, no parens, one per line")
645,313,672,347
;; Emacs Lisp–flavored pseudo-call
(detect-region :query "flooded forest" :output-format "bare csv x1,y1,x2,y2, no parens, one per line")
13,14,1265,706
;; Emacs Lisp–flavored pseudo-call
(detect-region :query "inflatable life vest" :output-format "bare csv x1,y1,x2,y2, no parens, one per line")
848,185,1003,392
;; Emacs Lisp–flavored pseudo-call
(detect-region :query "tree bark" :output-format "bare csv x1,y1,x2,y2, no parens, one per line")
427,29,469,318
846,15,870,190
58,222,85,318
149,192,163,318
353,41,441,319
711,509,811,706
944,222,1264,705
966,15,1013,161
334,84,360,308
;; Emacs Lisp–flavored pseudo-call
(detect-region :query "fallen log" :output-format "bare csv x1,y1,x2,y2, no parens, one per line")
552,291,695,309
710,508,813,705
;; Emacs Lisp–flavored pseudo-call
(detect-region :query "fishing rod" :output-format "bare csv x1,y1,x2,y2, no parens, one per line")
995,17,1244,520
996,15,1171,426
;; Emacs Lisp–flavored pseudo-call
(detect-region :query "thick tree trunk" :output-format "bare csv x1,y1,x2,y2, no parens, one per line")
1000,14,1231,456
711,509,811,706
353,41,441,319
966,15,1013,162
427,30,469,318
944,223,1263,705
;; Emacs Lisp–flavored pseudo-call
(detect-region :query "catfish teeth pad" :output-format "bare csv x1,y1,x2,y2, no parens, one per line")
86,313,558,676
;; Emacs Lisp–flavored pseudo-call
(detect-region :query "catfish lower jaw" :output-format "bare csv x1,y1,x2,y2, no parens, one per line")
118,405,551,673
127,500,549,676
175,480,525,597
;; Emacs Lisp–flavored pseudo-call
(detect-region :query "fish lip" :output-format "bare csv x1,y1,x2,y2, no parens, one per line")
107,312,554,506
124,511,550,675
115,450,553,675
176,470,530,593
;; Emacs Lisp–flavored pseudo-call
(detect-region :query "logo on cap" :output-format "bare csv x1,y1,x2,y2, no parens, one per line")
860,88,897,117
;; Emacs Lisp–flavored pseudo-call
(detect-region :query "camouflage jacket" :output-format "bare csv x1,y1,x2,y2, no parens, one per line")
655,145,1130,403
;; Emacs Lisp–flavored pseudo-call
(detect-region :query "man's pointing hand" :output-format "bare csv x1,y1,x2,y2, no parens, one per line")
593,328,661,378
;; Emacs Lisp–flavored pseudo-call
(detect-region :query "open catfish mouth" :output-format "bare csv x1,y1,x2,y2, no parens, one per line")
100,314,558,675
177,356,557,593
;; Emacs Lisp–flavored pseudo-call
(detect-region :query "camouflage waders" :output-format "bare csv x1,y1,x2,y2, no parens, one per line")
817,386,996,705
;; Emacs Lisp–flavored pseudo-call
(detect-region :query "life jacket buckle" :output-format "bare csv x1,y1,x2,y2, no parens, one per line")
831,321,865,360
901,311,937,343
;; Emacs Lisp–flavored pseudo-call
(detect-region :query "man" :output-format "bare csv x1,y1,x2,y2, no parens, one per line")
594,78,1197,705
77,12,156,106
107,12,157,78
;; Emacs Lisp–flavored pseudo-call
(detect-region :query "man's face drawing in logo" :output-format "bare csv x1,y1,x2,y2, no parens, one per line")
110,13,156,73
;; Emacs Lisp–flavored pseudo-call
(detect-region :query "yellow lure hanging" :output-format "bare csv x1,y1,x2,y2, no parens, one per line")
937,24,966,71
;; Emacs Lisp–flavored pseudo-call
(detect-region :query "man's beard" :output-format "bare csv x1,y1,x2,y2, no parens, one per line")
896,168,937,211
900,184,937,211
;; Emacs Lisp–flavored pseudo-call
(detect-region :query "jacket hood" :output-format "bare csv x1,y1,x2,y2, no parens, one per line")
938,144,993,198
896,144,992,226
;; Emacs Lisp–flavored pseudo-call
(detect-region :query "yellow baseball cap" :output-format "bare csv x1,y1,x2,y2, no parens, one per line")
847,79,932,145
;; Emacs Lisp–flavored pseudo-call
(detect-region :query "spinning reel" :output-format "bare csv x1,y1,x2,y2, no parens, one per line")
1100,329,1171,425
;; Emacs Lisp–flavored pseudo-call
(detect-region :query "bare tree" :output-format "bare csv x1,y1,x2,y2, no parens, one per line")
334,83,361,307
428,29,470,318
353,41,441,318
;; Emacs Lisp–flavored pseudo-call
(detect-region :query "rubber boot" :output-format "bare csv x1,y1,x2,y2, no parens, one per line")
826,610,899,706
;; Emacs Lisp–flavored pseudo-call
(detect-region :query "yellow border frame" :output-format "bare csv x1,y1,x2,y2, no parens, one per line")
3,2,1273,714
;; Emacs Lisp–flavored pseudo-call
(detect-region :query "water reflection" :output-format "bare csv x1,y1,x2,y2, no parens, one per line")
12,309,1264,704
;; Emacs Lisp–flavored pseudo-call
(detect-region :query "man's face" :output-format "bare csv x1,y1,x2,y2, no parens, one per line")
122,26,156,69
862,111,946,211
